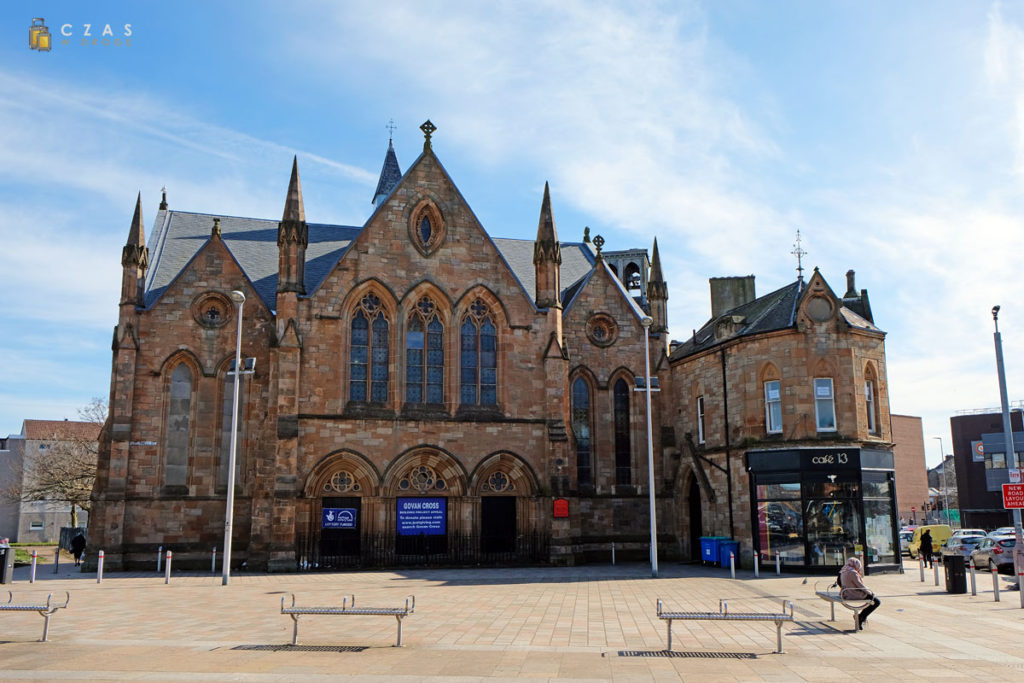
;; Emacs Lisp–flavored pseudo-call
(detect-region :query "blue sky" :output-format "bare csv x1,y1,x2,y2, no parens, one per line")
2,1,1024,466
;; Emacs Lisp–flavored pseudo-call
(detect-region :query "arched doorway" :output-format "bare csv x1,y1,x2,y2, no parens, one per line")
471,452,541,560
688,477,703,561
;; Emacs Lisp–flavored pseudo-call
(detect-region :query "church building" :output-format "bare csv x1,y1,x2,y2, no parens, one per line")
88,122,673,571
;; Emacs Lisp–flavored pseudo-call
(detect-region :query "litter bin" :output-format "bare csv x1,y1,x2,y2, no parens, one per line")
0,542,12,585
700,536,728,565
718,540,740,568
944,554,966,594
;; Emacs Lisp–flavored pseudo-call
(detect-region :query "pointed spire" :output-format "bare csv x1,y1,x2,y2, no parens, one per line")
533,182,562,309
535,182,559,244
372,139,402,206
647,237,669,336
127,192,144,248
282,156,305,222
649,237,664,283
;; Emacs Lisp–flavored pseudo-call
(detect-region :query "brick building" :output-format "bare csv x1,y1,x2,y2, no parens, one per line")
890,415,929,524
87,124,674,570
666,269,899,573
950,408,1024,529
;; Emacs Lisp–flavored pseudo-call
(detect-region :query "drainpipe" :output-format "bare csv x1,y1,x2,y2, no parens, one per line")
721,347,735,538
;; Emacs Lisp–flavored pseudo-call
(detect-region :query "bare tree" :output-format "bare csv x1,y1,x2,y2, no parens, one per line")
3,399,106,528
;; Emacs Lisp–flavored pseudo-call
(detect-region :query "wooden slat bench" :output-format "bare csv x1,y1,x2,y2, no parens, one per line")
656,598,795,654
1,591,70,642
281,593,415,647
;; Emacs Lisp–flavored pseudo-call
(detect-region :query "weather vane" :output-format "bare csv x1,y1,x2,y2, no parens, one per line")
386,118,396,142
791,230,807,281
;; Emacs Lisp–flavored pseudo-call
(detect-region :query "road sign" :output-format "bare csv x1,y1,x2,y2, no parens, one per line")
1003,483,1024,509
1012,468,1023,484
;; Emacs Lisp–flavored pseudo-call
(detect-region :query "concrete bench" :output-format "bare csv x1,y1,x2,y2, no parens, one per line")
656,598,795,654
1,591,70,642
281,593,415,647
814,583,873,630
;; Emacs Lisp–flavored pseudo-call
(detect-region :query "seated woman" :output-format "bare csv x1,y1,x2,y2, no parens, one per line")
839,557,880,630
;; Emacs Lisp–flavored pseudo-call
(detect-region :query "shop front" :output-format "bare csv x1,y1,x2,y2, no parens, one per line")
746,447,900,574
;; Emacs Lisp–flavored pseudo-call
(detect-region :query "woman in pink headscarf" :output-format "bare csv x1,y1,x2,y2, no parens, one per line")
839,557,880,630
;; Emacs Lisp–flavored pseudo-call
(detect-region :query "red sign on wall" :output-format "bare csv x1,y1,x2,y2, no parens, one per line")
553,498,569,518
1002,483,1024,509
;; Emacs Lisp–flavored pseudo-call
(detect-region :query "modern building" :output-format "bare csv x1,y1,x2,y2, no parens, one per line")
950,407,1024,529
0,420,100,542
890,415,929,524
666,268,899,573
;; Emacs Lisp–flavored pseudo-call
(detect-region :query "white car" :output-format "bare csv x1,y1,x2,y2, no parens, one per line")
952,528,986,539
988,526,1017,538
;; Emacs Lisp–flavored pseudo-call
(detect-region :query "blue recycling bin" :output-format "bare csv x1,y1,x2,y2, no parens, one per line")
718,540,739,568
700,536,728,564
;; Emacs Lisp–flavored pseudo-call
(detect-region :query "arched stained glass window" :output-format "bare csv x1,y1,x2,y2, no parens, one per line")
164,363,192,486
419,216,433,245
460,299,497,406
406,297,444,405
613,378,631,486
350,293,389,403
572,377,592,485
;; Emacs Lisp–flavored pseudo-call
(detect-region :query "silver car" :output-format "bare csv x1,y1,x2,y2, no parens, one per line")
970,535,1017,573
942,535,986,559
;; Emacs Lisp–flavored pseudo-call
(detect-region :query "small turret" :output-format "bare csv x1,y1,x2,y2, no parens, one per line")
120,192,148,308
533,182,562,309
647,237,668,335
277,157,308,295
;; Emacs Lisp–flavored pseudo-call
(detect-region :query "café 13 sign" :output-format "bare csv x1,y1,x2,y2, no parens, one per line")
804,450,858,469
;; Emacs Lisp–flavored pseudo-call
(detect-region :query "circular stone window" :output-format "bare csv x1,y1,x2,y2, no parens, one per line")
191,292,233,329
805,296,833,322
586,313,619,347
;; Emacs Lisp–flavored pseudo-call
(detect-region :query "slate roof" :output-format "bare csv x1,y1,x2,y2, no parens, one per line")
145,210,360,311
144,210,599,314
669,278,882,361
371,141,402,205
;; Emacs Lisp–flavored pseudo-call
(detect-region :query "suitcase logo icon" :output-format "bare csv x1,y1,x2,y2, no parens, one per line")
30,18,51,52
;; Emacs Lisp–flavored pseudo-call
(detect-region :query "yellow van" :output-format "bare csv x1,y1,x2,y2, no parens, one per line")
908,524,952,559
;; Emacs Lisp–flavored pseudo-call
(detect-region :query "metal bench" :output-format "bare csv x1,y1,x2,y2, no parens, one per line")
814,583,873,630
656,598,795,654
281,593,415,647
1,591,70,642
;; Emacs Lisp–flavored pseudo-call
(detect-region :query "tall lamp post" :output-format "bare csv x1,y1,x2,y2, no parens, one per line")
223,290,247,586
931,436,951,526
992,306,1024,599
637,316,659,578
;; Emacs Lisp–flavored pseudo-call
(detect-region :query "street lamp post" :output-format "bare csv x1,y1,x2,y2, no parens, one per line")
932,436,951,526
992,306,1024,597
222,290,246,586
640,316,658,578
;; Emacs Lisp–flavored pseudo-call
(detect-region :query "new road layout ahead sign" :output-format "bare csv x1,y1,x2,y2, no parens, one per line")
1003,483,1024,509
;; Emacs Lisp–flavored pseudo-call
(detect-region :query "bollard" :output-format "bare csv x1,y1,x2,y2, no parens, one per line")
165,550,172,585
754,551,760,578
970,559,977,596
933,561,940,587
992,564,1000,602
97,550,105,584
54,547,60,574
30,550,37,583
918,556,925,582
212,546,217,574
611,542,615,566
775,551,781,576
1019,571,1024,610
157,546,163,573
730,551,736,579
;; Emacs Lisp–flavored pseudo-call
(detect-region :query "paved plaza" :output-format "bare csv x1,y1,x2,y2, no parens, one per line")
2,558,1024,681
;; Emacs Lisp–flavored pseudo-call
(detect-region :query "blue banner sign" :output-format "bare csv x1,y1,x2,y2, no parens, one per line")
322,508,357,529
397,498,446,536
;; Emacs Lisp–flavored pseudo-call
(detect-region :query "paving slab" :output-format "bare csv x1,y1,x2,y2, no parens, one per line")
1,559,1023,681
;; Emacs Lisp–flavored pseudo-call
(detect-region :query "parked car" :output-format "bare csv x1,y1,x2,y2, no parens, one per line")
970,535,1017,573
988,526,1016,538
899,530,914,556
952,528,987,540
908,524,952,559
942,535,986,559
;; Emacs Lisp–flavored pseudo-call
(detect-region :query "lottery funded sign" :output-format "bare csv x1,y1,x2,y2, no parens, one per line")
322,508,357,529
397,497,446,536
1003,483,1024,509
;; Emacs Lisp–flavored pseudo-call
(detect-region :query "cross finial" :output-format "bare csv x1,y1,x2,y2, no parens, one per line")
593,234,605,261
791,229,807,281
420,119,436,151
386,118,397,142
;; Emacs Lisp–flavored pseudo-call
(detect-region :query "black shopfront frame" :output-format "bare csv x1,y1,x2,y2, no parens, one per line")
746,447,901,575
